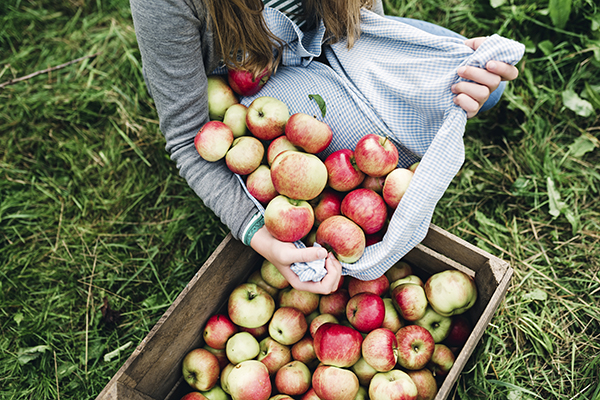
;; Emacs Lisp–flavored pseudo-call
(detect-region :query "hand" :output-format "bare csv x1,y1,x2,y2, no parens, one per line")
250,226,343,294
452,37,520,118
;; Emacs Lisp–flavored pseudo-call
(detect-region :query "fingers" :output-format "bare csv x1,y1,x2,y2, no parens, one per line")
453,93,481,119
486,61,519,82
464,37,487,51
457,66,501,92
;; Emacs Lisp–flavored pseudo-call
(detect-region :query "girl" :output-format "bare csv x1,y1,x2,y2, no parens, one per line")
129,0,519,294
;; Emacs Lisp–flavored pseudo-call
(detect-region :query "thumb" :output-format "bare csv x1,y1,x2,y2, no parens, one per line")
464,37,487,51
294,246,328,264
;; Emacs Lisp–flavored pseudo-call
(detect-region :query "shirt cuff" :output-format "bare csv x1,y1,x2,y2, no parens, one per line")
242,213,265,246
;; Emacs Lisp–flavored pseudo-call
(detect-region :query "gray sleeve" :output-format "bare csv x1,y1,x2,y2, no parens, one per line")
129,0,259,241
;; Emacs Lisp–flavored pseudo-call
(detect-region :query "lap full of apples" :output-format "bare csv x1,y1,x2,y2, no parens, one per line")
181,73,478,400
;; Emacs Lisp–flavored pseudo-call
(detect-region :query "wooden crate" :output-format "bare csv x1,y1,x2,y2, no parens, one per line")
96,224,513,400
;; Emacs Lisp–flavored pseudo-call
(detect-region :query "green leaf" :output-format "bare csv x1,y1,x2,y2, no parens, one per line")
568,134,599,158
562,89,594,117
490,0,507,8
523,288,548,301
13,312,23,326
547,177,565,218
549,0,572,29
17,345,51,365
308,94,327,118
538,40,555,56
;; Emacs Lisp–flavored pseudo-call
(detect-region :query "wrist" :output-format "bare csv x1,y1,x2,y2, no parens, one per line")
242,213,265,246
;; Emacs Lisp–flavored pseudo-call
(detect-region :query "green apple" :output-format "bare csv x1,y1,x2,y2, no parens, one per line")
413,305,452,343
207,75,238,121
226,331,260,364
424,270,477,316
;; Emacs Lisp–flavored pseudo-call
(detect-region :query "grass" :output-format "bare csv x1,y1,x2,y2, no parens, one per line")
0,0,598,399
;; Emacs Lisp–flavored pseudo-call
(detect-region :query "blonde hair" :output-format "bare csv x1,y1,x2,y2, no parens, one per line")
204,0,373,76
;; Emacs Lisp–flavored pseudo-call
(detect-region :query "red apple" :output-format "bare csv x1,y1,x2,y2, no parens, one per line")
319,288,350,319
354,134,399,178
203,314,238,350
207,75,238,121
316,215,366,263
246,165,279,205
341,188,388,235
346,292,386,333
222,103,249,138
246,96,289,140
309,313,339,338
424,270,477,317
300,388,321,400
311,187,344,227
285,112,333,154
257,337,292,375
395,325,435,370
194,121,234,162
203,345,229,370
324,148,365,192
368,370,418,400
226,360,271,400
275,360,312,396
382,168,414,209
267,135,302,166
291,335,317,366
361,328,398,372
182,348,220,391
180,393,208,400
390,283,428,322
228,67,271,97
347,275,390,298
444,314,472,348
361,175,385,193
225,331,260,364
264,195,314,242
270,150,328,201
406,369,437,400
312,364,360,400
365,229,386,246
269,306,308,346
278,287,320,316
227,282,275,329
313,322,363,367
225,136,264,175
427,344,455,377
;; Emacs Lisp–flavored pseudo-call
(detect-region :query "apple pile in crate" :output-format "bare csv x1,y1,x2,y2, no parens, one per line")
194,73,418,263
179,259,477,400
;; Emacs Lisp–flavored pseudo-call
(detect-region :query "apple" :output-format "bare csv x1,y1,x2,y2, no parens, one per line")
361,175,385,193
355,386,369,400
444,314,472,348
202,314,238,350
381,298,403,333
267,135,302,166
247,270,279,298
225,331,260,364
300,388,321,400
246,165,279,205
270,150,328,201
366,229,386,246
316,215,366,263
312,364,360,400
275,360,312,396
390,283,428,322
385,261,413,283
389,275,424,292
413,306,452,343
309,313,339,338
341,188,388,235
226,360,271,400
260,259,289,290
424,270,477,316
408,161,420,172
182,348,220,391
324,148,365,192
264,195,314,242
220,363,235,394
227,282,275,329
278,287,320,316
395,325,435,370
361,328,398,372
382,168,414,209
201,385,230,400
203,345,229,370
225,136,264,175
406,369,437,400
313,322,363,367
246,96,290,141
291,335,317,366
427,344,455,377
194,121,234,162
285,112,333,154
351,356,378,387
354,134,399,178
181,392,209,400
239,323,269,342
257,336,292,375
319,288,350,319
311,188,344,227
222,103,250,138
268,306,308,346
346,292,386,333
347,275,390,298
228,67,271,97
207,75,238,121
368,370,418,400
271,395,294,400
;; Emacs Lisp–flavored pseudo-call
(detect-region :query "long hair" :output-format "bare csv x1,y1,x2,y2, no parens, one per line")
204,0,374,76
